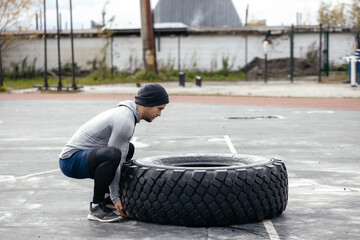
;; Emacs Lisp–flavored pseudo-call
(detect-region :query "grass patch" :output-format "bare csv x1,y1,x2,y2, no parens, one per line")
2,70,248,90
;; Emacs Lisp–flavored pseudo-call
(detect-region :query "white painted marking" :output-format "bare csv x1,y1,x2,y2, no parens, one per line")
0,147,63,150
0,175,16,183
307,111,334,114
131,137,149,148
0,169,60,182
0,137,68,141
224,135,281,240
289,179,318,188
263,220,281,240
248,109,264,112
224,135,237,154
314,187,358,192
17,169,60,179
208,137,226,142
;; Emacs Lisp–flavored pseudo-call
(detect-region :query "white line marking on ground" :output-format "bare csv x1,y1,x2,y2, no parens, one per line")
17,169,60,179
0,169,60,182
307,110,334,114
0,137,68,141
263,220,281,240
224,135,237,154
131,137,149,148
224,135,281,240
0,147,63,150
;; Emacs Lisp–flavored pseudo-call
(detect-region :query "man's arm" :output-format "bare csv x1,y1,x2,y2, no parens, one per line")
107,111,135,206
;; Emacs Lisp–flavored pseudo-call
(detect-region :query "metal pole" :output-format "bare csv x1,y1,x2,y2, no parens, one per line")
318,24,322,83
357,49,360,84
350,56,357,87
290,24,294,83
56,0,62,90
324,25,329,77
178,35,180,72
245,4,249,80
43,0,48,90
69,0,77,90
264,53,267,83
157,31,161,52
356,33,360,84
263,31,270,83
111,35,114,80
36,13,39,31
39,8,43,30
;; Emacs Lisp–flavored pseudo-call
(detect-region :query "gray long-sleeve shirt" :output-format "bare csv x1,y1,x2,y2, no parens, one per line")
59,100,140,203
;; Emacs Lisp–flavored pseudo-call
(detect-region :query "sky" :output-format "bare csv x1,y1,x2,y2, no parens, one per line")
38,0,351,31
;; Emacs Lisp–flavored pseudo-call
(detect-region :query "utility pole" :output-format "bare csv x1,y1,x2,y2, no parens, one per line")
140,0,157,74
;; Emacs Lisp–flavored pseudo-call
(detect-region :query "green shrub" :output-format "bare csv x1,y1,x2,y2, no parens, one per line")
337,63,348,71
128,70,162,82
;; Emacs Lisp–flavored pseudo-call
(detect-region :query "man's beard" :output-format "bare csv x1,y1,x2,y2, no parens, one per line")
144,116,153,122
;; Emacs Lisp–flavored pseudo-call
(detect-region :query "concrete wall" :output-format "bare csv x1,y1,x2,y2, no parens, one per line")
2,31,356,73
2,38,107,73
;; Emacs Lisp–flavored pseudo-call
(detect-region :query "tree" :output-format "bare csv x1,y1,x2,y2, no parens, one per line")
349,0,360,28
330,2,347,26
317,0,359,27
318,1,347,26
317,1,331,25
0,0,39,87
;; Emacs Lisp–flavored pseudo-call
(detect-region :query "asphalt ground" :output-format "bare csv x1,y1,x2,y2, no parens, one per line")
0,90,359,239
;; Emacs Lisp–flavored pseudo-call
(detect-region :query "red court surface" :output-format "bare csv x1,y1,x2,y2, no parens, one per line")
1,93,359,110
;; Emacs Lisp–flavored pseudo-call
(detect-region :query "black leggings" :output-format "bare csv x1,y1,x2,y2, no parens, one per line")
87,143,134,204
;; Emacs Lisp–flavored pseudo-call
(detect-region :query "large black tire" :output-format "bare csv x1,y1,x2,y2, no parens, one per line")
120,154,288,226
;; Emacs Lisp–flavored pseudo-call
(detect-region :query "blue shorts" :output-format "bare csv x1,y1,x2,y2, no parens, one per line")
59,149,93,179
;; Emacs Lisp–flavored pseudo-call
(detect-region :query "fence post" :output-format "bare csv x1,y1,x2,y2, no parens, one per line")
290,24,294,83
263,31,270,83
178,35,181,72
69,0,77,90
43,0,48,90
56,0,62,90
323,25,329,77
356,49,360,84
111,35,114,80
350,56,357,87
318,24,322,83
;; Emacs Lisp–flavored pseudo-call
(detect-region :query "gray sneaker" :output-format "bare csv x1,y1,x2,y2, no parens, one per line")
87,202,122,223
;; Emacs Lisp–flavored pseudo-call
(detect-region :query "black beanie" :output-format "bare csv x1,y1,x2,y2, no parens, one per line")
135,83,169,107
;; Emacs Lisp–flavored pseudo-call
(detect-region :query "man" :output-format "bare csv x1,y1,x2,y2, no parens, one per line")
59,83,169,222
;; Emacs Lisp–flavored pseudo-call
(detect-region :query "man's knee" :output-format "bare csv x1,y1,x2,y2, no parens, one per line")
96,147,121,166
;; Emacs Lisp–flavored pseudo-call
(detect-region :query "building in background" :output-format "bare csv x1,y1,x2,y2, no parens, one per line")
154,0,242,26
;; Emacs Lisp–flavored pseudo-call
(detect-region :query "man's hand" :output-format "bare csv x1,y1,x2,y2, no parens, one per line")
114,200,128,218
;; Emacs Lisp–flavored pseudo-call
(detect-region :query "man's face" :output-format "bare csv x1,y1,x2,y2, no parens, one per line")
143,104,166,122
